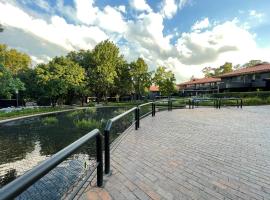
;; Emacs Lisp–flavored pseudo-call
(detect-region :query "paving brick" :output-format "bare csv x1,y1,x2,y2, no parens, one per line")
82,106,270,200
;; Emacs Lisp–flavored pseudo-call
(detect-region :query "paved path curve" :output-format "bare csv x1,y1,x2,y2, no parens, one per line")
85,106,270,200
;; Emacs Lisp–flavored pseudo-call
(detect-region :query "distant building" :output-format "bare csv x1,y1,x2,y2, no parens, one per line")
177,63,270,96
218,63,270,92
177,77,221,96
149,85,160,99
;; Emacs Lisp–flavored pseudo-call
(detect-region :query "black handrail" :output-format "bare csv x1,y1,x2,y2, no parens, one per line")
187,97,243,109
0,129,103,200
104,99,172,174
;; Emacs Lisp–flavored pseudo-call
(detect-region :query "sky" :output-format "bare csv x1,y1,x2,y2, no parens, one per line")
0,0,270,82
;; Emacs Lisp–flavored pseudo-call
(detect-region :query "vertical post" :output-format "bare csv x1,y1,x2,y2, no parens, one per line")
189,99,191,109
137,107,140,128
219,99,221,109
154,103,156,116
152,102,154,116
96,134,103,187
192,100,194,109
168,99,170,111
237,99,239,108
135,108,138,130
240,99,243,109
104,129,110,175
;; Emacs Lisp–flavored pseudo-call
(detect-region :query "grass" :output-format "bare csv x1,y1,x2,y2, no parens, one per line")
73,119,101,130
0,107,71,121
41,116,58,125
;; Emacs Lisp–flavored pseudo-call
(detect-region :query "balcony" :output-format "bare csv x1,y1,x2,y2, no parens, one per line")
219,82,251,89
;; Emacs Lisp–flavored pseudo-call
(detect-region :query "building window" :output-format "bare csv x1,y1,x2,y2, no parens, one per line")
255,74,261,80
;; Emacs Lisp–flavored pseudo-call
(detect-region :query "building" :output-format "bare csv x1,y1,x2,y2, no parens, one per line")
149,85,160,99
177,63,270,96
218,63,270,92
178,77,221,96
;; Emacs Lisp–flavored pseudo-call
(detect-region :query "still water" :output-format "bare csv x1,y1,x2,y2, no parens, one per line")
0,107,131,196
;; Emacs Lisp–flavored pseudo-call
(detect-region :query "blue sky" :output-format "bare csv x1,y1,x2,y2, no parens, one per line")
0,0,269,82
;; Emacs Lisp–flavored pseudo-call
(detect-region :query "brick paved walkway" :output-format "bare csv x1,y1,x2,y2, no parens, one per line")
84,106,270,200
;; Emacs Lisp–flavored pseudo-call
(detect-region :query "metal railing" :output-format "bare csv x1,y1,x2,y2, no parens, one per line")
188,98,243,109
0,129,103,200
0,99,175,199
104,99,172,174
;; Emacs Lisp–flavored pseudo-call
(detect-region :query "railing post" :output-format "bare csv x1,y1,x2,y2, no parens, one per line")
237,99,239,108
152,102,154,116
104,129,110,175
96,134,103,187
135,108,138,130
240,99,243,109
192,100,194,109
219,99,221,109
137,107,140,128
154,103,156,116
188,99,191,109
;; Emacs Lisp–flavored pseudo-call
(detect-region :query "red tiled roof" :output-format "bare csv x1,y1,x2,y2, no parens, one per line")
178,77,221,86
149,85,159,92
217,63,270,78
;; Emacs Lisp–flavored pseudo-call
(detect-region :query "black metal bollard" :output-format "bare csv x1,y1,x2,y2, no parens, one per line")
218,99,221,109
104,130,110,175
237,99,239,108
189,99,191,109
96,134,103,187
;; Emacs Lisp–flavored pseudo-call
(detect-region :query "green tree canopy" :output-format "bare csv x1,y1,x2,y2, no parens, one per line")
153,66,176,96
88,40,124,101
0,44,31,75
0,65,25,99
35,57,85,105
202,62,233,77
130,58,152,99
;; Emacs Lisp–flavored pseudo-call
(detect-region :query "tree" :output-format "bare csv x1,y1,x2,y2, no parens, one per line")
0,44,31,75
0,64,25,99
88,40,124,102
243,60,263,68
153,66,176,96
113,61,132,97
130,58,152,99
202,62,233,77
35,57,85,106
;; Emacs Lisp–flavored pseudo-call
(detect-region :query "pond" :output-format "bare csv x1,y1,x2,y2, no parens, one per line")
0,106,134,198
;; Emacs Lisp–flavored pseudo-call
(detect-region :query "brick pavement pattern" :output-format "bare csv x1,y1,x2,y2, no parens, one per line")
85,106,270,200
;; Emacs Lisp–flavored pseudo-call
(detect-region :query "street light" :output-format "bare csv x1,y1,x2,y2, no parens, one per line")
15,89,18,107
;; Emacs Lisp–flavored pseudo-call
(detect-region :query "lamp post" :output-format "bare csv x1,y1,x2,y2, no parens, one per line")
15,89,18,107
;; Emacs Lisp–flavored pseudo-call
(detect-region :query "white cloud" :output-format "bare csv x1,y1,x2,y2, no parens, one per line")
0,1,270,82
130,0,152,12
160,0,178,19
96,6,127,33
249,10,264,19
75,0,99,25
191,18,210,31
179,0,190,10
0,2,108,51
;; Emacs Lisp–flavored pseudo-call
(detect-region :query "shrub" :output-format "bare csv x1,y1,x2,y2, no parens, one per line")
74,119,101,130
42,116,58,125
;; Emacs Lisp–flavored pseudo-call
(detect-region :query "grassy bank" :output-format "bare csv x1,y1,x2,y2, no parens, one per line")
0,107,73,121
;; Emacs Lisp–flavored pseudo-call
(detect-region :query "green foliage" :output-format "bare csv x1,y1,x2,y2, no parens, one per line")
130,58,152,98
74,119,101,130
0,65,25,99
212,91,270,99
0,107,68,120
202,62,233,77
153,66,176,96
0,44,31,75
35,56,86,105
41,116,58,125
